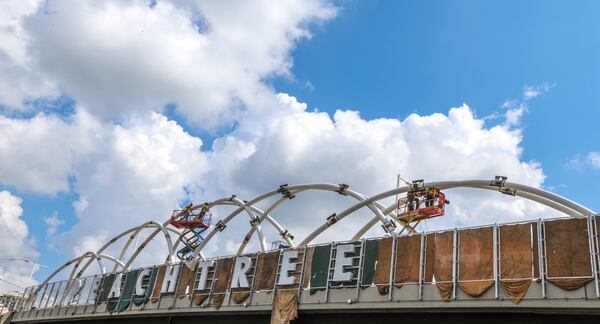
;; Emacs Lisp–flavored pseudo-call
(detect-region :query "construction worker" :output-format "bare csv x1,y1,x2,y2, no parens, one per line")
425,188,435,207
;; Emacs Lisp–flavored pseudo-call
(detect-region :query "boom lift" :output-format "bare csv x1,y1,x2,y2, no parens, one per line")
395,179,449,234
169,203,212,260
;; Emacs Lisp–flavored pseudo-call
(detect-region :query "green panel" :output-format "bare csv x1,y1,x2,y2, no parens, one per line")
309,244,331,295
106,274,123,313
96,274,115,304
116,269,140,313
361,239,379,287
132,267,158,306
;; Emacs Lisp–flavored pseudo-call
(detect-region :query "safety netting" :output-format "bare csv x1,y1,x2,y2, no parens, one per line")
301,247,314,290
458,227,494,297
499,223,535,304
545,218,593,290
373,237,393,295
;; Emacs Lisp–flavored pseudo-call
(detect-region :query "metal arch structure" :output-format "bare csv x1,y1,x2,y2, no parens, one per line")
39,178,597,288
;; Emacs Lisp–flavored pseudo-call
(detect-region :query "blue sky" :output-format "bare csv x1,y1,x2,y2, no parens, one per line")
0,0,599,288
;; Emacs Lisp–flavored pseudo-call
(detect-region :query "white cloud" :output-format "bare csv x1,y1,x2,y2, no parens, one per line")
0,190,38,294
501,82,555,127
0,0,565,275
588,152,600,169
523,83,555,101
0,0,336,130
43,212,64,237
0,110,100,194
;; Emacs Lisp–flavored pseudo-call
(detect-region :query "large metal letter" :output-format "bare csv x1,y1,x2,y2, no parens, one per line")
277,250,298,285
108,273,123,298
195,260,215,291
160,264,181,293
134,268,152,296
332,244,354,282
231,256,252,288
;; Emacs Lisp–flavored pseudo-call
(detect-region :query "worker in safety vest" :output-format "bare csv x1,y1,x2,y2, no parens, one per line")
425,188,435,207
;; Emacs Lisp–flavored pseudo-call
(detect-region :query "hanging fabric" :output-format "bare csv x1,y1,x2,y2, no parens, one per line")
458,227,494,297
150,266,167,303
499,223,535,304
176,263,198,299
270,289,298,324
394,234,422,288
211,257,234,309
254,251,281,292
432,231,454,301
545,218,593,290
373,237,393,295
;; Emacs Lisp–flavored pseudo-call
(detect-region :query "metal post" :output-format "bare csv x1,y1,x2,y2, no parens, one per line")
271,251,283,304
593,215,600,298
246,253,260,306
586,214,599,298
418,233,426,301
452,228,458,300
297,247,308,303
537,219,546,298
388,234,397,301
325,243,336,303
355,240,365,301
493,223,499,299
206,258,219,308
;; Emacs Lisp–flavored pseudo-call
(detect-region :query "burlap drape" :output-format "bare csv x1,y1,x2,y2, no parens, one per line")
301,247,314,289
499,223,534,304
150,266,166,303
545,218,593,290
176,263,197,299
433,231,454,301
270,289,298,324
230,254,256,304
309,245,331,295
211,257,234,309
458,227,494,297
373,237,393,295
360,239,379,288
394,234,422,288
254,251,281,292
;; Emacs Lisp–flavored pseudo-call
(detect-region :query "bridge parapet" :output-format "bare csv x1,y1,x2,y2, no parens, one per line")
10,215,600,323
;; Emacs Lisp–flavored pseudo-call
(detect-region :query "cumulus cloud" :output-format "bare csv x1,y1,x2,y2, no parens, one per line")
0,110,100,194
0,0,562,277
0,191,38,293
1,0,336,130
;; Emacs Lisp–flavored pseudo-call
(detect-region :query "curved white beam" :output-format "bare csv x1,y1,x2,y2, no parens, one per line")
300,180,596,245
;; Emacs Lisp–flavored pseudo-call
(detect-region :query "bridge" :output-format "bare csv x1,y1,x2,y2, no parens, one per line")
5,178,600,323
